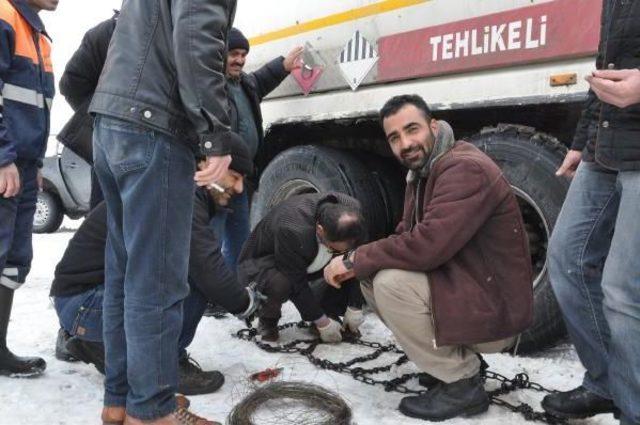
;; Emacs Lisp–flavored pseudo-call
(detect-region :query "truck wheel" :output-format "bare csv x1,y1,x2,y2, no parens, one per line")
251,145,388,240
469,124,570,353
33,191,64,233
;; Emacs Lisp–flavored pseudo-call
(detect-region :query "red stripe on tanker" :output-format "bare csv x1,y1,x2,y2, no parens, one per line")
378,0,601,82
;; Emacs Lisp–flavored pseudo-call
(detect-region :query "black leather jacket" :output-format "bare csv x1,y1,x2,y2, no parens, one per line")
89,0,239,157
571,0,640,171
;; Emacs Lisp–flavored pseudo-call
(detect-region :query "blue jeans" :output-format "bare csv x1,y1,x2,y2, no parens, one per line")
93,115,195,420
54,283,207,358
210,191,250,269
0,160,38,290
548,161,640,423
54,287,104,342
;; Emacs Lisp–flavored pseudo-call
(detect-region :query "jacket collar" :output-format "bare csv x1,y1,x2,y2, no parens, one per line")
9,0,50,38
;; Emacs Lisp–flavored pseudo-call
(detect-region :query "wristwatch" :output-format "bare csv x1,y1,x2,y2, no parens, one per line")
342,250,355,270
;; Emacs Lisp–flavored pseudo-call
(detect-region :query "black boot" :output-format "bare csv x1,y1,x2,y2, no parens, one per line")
400,373,489,421
65,337,105,374
418,372,442,388
541,385,620,419
55,328,77,362
258,318,279,342
178,354,225,395
418,355,486,388
0,286,46,377
202,302,228,319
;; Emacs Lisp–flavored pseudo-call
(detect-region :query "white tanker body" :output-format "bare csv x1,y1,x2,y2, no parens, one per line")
234,0,603,352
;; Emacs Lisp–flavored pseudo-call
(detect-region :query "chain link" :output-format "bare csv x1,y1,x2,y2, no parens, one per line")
236,321,565,424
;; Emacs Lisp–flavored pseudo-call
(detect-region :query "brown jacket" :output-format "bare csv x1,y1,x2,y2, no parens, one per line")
353,141,533,346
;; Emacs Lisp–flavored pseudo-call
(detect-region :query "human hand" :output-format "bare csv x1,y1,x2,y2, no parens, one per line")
324,256,355,288
194,155,231,187
555,150,582,178
342,307,364,334
315,316,342,343
283,46,304,72
0,163,20,198
586,68,640,108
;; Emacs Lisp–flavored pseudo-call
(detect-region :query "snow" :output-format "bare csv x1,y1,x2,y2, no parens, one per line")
0,223,619,425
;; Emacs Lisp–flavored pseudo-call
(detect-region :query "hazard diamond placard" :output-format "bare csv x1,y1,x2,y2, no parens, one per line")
338,31,379,91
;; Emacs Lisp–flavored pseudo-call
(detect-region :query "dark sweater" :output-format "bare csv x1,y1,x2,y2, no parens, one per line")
50,189,248,314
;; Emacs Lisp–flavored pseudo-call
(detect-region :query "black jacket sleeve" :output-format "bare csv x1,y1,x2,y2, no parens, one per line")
248,56,289,101
275,227,324,321
171,0,242,156
59,17,116,111
571,88,601,152
189,190,248,314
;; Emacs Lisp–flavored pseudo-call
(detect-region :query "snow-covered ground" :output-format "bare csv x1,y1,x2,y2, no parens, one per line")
0,222,618,425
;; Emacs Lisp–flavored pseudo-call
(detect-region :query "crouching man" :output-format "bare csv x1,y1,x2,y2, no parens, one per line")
325,95,533,421
50,142,262,396
238,193,366,343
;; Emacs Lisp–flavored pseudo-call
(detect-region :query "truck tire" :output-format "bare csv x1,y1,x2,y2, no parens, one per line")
251,145,388,241
468,124,570,353
33,190,64,234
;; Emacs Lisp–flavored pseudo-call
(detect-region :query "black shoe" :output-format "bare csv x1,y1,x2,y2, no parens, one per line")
258,318,279,342
418,354,486,389
0,347,47,377
66,337,105,375
203,303,228,319
399,373,489,421
541,385,620,419
418,372,443,388
55,328,77,362
178,355,225,396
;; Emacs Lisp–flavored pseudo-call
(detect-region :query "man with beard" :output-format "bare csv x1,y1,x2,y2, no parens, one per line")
325,94,533,421
50,142,262,397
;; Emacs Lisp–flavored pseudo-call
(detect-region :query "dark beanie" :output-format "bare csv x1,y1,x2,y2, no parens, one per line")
229,140,253,176
228,28,250,52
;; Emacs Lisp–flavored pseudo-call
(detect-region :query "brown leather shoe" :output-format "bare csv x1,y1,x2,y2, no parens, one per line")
124,411,220,425
123,396,219,425
102,406,126,425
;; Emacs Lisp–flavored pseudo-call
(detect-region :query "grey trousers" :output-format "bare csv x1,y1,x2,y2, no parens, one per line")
361,269,515,383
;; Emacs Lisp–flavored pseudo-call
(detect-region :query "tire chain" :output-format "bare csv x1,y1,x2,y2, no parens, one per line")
236,321,568,424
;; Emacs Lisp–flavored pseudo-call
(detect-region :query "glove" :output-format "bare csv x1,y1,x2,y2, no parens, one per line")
315,316,343,343
342,307,364,334
235,281,268,322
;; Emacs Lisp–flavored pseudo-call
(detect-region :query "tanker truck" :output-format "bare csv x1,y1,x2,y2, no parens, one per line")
234,0,602,353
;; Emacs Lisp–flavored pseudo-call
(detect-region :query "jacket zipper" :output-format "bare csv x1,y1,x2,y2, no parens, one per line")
594,0,617,167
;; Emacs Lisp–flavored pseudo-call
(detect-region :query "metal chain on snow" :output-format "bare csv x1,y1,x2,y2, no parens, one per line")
236,321,567,424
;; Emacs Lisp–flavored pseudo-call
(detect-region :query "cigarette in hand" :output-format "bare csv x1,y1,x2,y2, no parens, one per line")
208,182,225,193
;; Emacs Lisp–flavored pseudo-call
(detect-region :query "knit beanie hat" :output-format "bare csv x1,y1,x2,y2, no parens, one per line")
229,139,253,176
228,27,250,52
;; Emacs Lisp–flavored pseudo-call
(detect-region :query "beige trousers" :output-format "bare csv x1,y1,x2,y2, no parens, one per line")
361,269,515,383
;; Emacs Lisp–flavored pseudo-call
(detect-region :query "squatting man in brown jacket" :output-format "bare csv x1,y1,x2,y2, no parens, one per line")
325,94,534,421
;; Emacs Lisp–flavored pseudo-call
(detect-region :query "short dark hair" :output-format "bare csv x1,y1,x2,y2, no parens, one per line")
317,202,366,245
379,94,433,123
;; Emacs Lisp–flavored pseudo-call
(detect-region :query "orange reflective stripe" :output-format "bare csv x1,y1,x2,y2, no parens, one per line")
0,0,50,70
